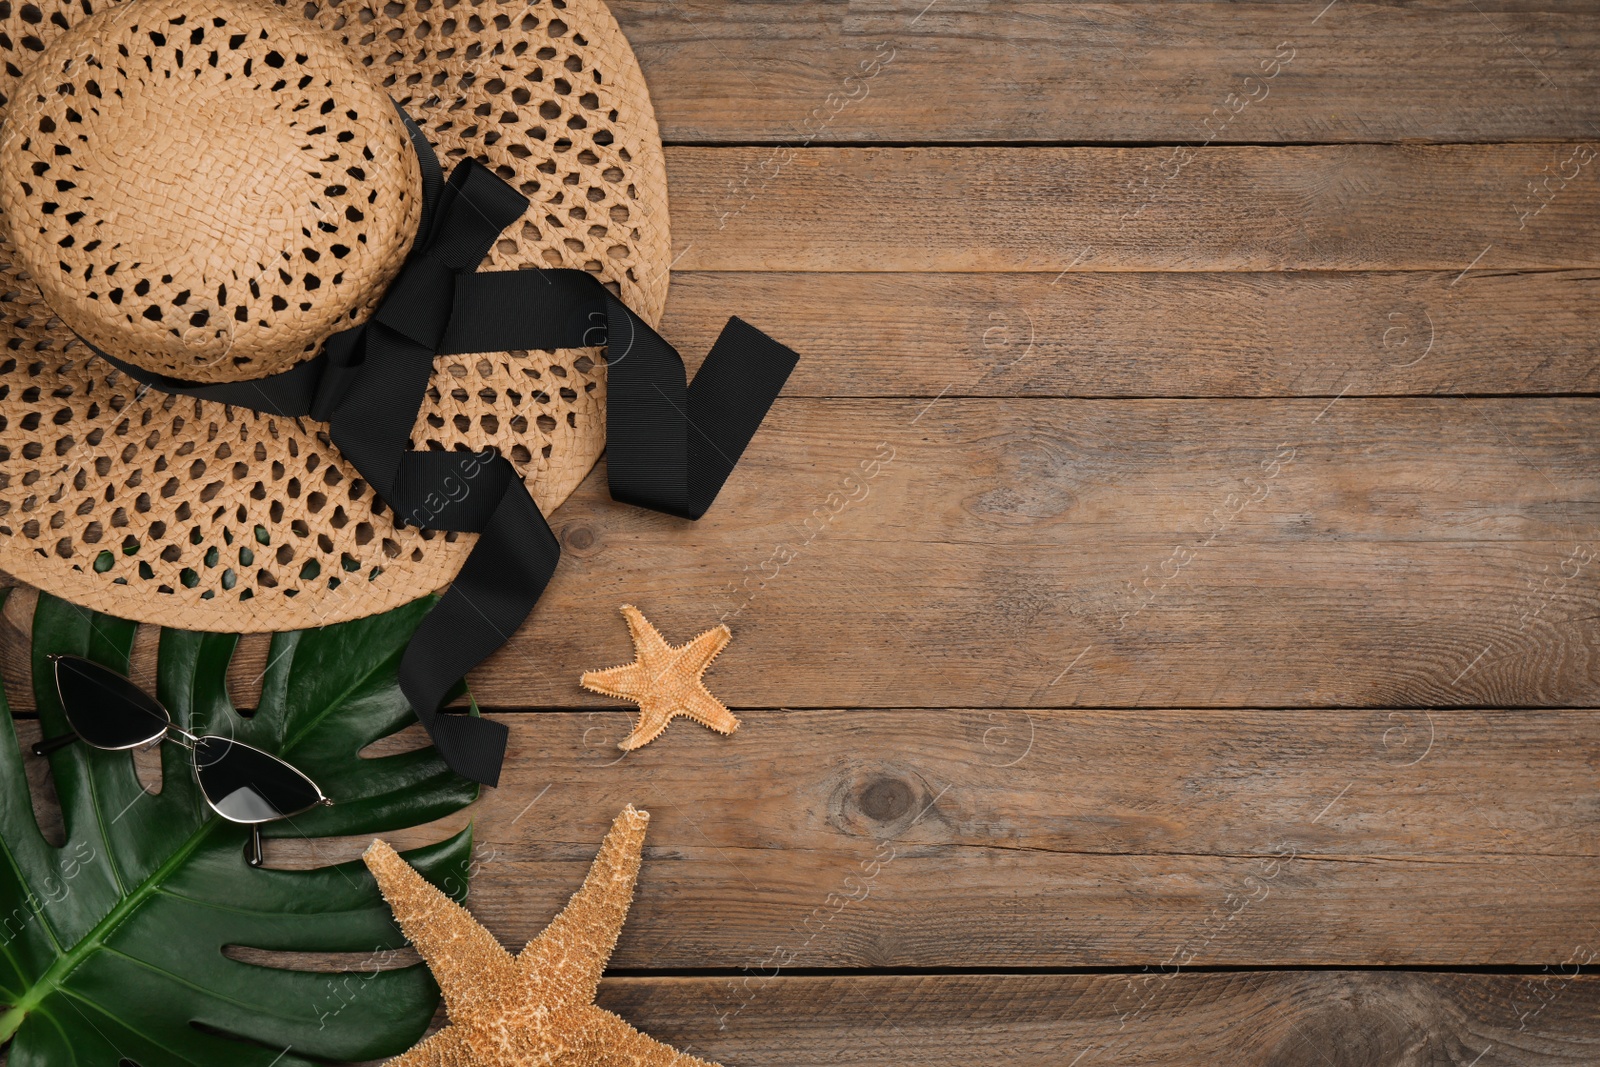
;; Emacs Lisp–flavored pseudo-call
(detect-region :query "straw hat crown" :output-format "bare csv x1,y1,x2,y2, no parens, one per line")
0,0,422,382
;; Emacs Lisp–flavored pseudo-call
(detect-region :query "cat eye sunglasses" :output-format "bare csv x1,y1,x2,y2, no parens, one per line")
31,654,331,866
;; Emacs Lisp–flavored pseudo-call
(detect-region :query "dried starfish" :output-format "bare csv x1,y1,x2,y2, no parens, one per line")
364,806,722,1067
579,604,738,750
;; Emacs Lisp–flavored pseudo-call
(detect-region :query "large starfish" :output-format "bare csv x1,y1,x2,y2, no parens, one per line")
579,605,738,750
364,806,722,1067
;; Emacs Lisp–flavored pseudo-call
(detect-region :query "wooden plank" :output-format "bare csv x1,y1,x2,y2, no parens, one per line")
494,396,1600,710
613,0,1600,146
362,708,1600,969
666,145,1600,272
3,398,1597,711
593,973,1600,1066
663,270,1600,397
13,708,1600,967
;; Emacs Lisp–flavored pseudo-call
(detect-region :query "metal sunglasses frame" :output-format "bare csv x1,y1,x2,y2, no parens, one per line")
31,654,332,867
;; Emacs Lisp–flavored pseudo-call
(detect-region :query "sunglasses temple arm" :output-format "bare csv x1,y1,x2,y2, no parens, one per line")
31,731,80,757
244,825,265,868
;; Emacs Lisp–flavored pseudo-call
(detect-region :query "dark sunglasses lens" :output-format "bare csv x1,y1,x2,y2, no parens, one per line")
192,737,322,823
52,655,170,749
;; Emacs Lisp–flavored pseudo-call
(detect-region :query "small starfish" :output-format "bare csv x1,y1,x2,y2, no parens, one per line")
365,806,723,1067
579,605,738,750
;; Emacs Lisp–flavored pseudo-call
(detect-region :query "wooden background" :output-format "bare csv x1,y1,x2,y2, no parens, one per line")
7,0,1600,1063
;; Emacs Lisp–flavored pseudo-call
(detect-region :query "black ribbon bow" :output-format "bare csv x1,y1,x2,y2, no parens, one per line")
98,106,798,785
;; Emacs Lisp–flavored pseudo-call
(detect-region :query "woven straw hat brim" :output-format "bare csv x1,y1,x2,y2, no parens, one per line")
0,0,670,631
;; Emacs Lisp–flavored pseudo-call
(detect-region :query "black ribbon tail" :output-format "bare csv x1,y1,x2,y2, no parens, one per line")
322,159,533,787
398,481,559,787
445,272,801,519
408,704,508,788
683,315,800,517
598,291,691,515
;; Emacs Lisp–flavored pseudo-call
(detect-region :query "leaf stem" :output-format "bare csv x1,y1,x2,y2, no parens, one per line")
4,820,219,1034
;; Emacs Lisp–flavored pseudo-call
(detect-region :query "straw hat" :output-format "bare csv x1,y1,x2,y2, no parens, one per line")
0,0,670,632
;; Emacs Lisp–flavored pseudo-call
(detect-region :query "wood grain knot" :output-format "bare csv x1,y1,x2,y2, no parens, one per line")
829,765,936,839
858,777,915,823
964,437,1080,525
561,523,602,557
1263,980,1433,1066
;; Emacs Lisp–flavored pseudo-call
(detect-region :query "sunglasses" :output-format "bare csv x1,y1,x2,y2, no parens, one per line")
31,654,332,867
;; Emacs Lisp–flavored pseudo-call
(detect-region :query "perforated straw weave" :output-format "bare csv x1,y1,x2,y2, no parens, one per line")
0,0,670,631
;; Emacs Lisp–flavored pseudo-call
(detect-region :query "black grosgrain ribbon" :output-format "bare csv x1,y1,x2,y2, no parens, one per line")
98,106,798,786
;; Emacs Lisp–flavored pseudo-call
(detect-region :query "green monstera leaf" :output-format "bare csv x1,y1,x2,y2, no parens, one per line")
0,591,480,1066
